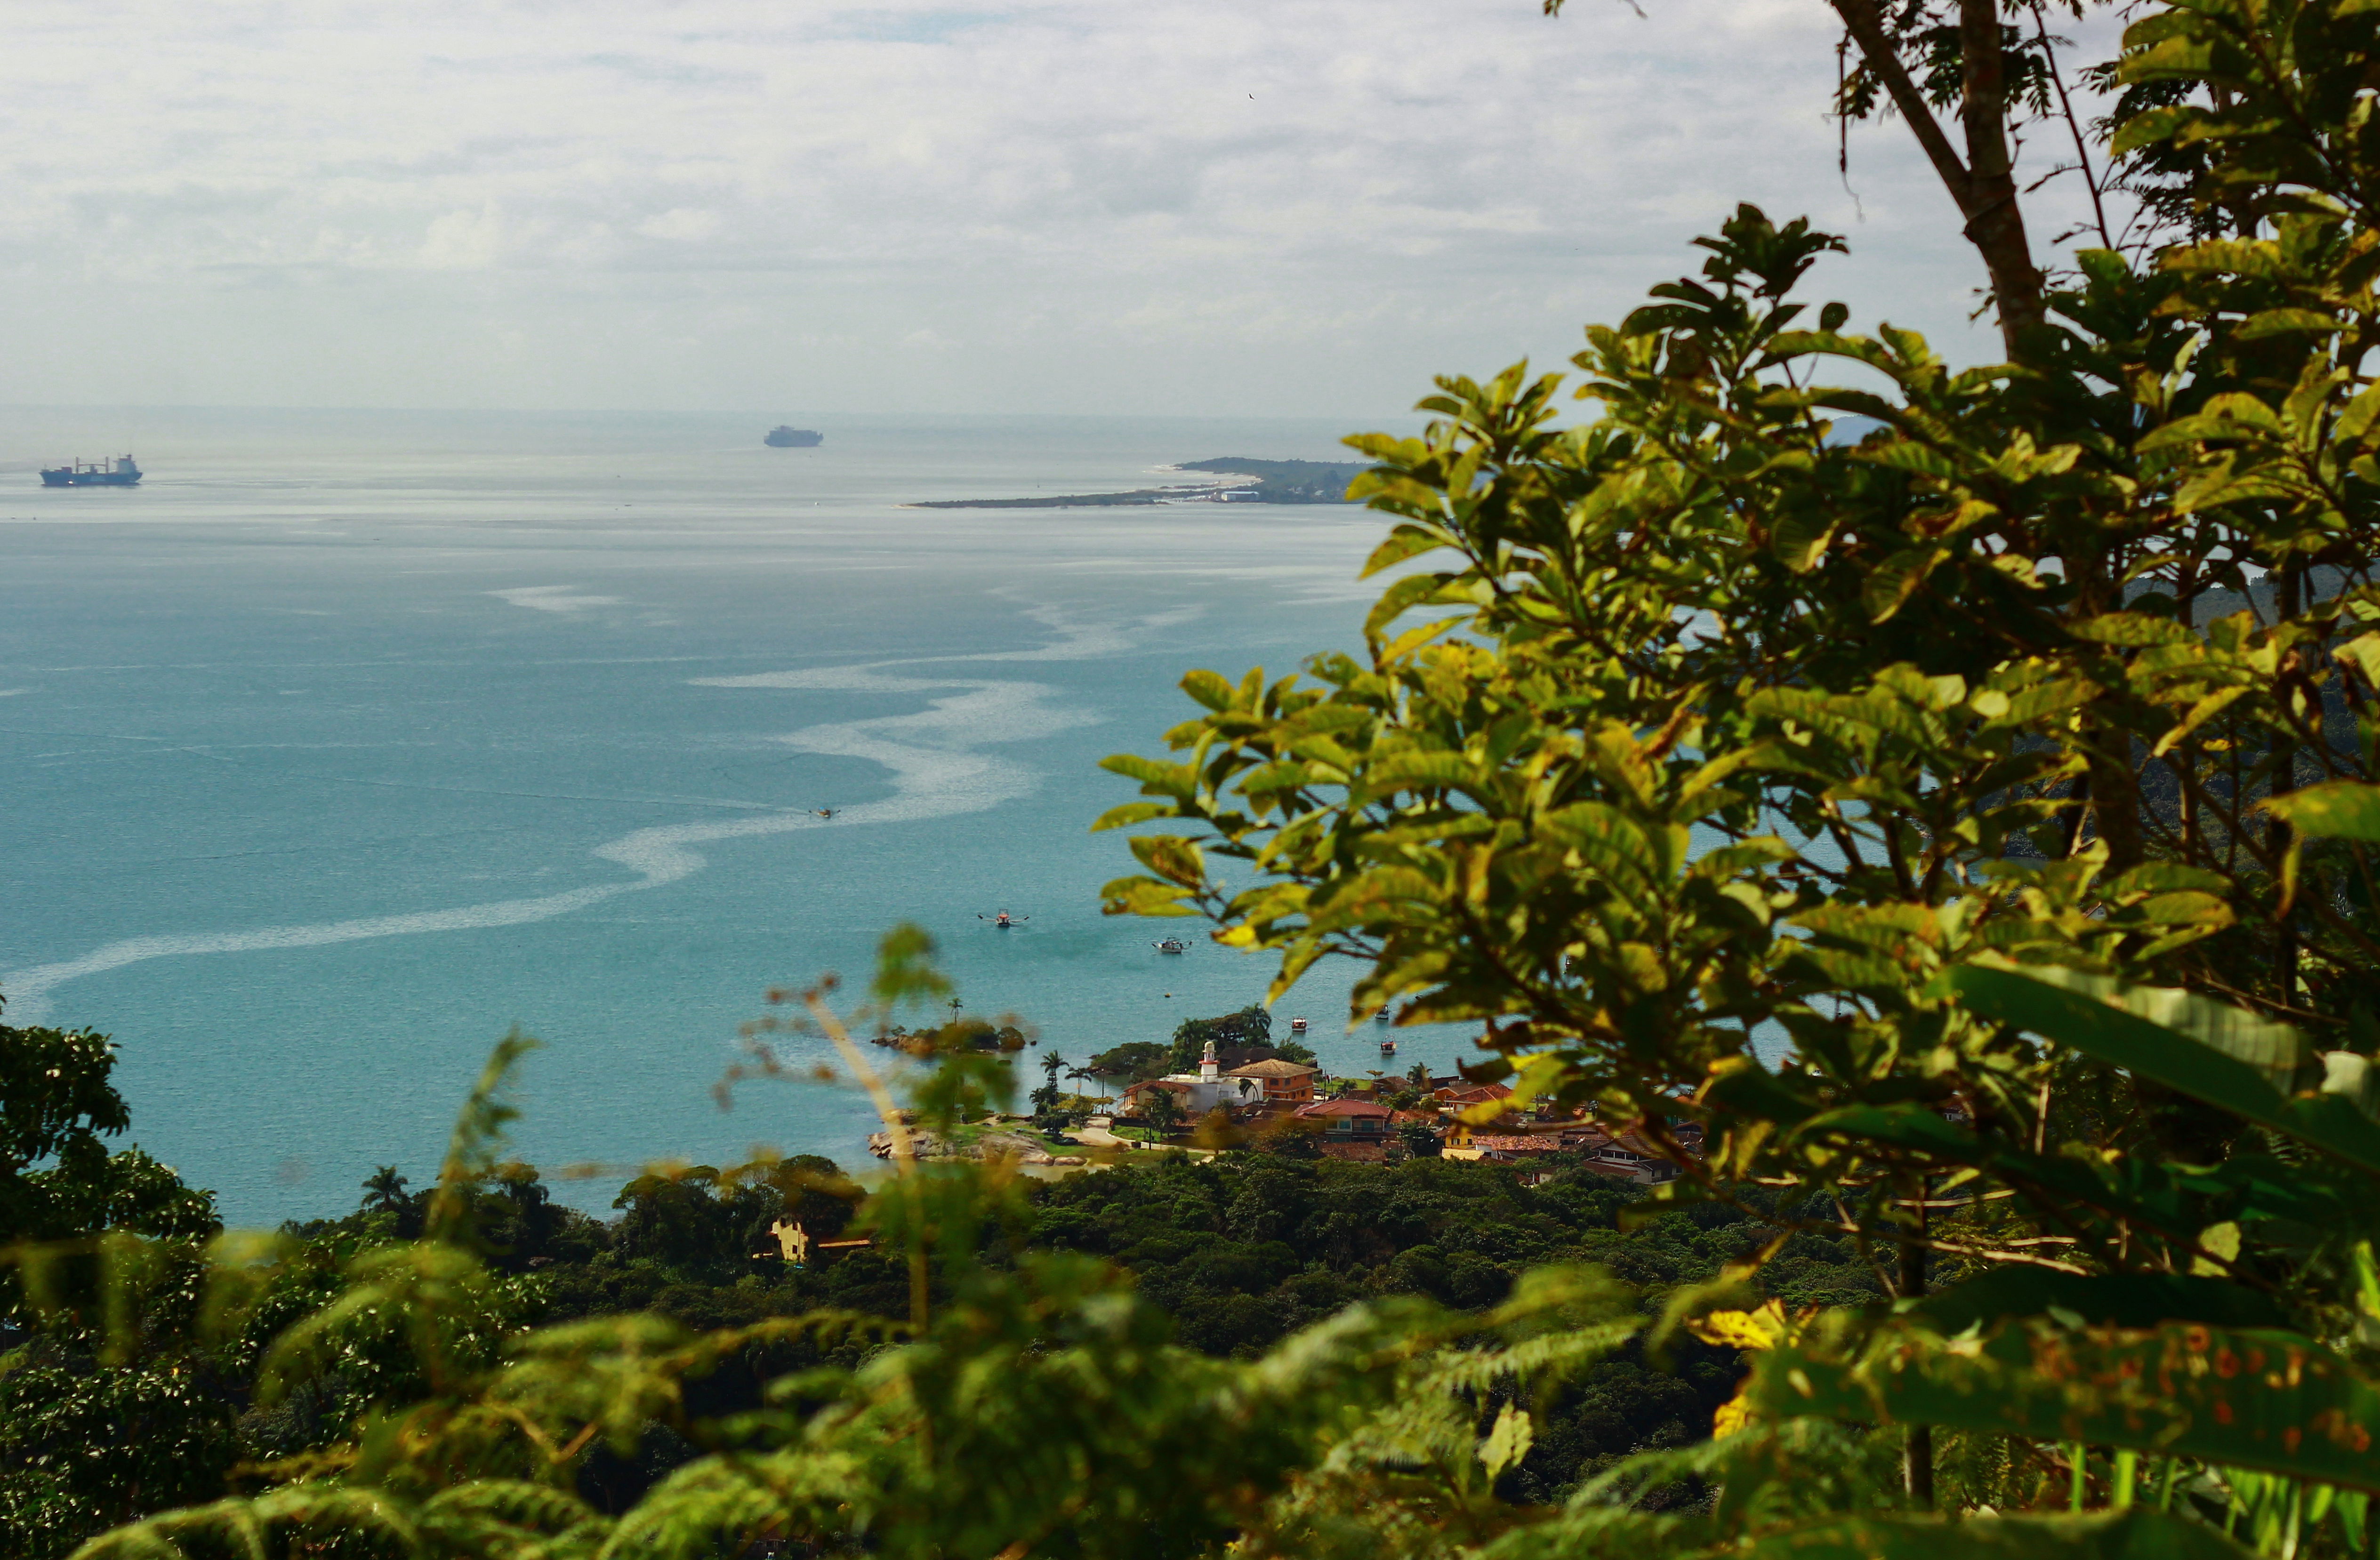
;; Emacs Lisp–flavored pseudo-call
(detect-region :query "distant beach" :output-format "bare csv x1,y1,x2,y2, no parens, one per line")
908,456,1367,509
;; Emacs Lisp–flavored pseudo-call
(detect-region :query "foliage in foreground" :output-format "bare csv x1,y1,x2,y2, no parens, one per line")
26,0,2380,1550
33,952,2369,1560
13,979,1665,1560
1084,0,2380,1548
5,988,1867,1555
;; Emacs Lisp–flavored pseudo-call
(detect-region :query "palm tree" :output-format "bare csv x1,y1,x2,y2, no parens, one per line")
1033,1050,1067,1112
360,1165,410,1214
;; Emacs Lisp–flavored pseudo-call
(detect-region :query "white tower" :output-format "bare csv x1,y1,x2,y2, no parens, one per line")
1200,1038,1221,1083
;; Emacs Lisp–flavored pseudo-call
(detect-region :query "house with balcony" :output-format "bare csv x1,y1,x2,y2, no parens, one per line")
1293,1095,1393,1138
1228,1056,1319,1104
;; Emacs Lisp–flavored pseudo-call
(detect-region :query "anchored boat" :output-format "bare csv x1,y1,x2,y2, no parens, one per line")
40,455,140,487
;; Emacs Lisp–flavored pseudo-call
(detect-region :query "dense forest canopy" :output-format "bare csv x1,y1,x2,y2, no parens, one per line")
1085,1005,1317,1083
0,1001,1884,1554
1174,459,1370,504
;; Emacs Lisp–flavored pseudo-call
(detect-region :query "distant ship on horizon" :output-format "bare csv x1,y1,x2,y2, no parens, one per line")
41,455,142,487
764,426,822,448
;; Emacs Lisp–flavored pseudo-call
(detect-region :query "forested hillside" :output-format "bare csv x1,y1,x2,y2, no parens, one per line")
0,1067,1885,1555
1175,458,1367,503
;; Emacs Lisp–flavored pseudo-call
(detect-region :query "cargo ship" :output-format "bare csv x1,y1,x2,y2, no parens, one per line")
40,455,142,487
764,426,822,448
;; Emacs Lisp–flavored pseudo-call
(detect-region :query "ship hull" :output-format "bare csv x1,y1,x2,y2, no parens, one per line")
40,470,141,487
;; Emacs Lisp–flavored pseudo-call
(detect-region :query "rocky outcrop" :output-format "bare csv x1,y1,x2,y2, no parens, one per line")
866,1127,1084,1166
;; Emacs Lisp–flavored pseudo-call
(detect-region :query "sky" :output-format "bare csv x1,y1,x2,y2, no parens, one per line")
3,0,2123,418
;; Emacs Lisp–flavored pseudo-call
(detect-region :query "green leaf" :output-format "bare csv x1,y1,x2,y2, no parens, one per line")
2111,105,2207,156
1857,442,1963,482
1950,962,2314,1088
1736,1510,2252,1560
2235,308,2341,340
1911,1267,2287,1333
1944,964,2380,1175
1365,750,1479,793
2264,781,2380,842
1364,572,1455,644
1754,1318,2380,1495
2335,634,2380,689
1479,1402,1534,1478
1100,753,1197,799
2074,612,2194,647
1128,834,1208,889
1180,669,1238,713
1091,801,1177,832
1362,523,1456,578
1862,547,1951,624
1098,875,1200,917
1771,510,1836,572
1700,1057,1823,1127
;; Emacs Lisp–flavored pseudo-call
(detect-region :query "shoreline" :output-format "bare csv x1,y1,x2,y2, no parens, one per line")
905,455,1367,510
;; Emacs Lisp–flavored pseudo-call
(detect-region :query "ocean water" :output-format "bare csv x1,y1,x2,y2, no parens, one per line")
0,407,1468,1224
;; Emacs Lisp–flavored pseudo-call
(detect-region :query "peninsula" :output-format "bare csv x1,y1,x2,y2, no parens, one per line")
909,456,1367,510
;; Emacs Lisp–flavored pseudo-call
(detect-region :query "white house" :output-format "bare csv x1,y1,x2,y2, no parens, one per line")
1122,1040,1262,1116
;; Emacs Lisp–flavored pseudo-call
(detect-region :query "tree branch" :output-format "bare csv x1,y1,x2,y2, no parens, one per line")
1829,0,1974,203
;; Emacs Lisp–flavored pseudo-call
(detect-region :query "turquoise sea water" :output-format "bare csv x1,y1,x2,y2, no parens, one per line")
0,407,1466,1223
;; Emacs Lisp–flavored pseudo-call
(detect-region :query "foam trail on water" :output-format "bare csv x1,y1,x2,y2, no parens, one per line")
2,675,1093,1023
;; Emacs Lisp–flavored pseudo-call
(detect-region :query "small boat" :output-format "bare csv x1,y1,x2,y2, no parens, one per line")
1152,938,1188,954
1289,1017,1309,1032
1380,1039,1397,1054
979,910,1030,929
1372,1006,1391,1023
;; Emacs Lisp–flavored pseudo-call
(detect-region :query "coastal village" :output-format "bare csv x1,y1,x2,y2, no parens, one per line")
866,1012,1700,1187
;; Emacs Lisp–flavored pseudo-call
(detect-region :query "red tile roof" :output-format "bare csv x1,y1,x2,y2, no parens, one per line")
1229,1058,1319,1078
1295,1097,1394,1119
1435,1083,1514,1104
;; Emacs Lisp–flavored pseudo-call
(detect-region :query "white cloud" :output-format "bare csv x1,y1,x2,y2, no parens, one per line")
638,207,725,243
0,0,2127,415
418,203,510,270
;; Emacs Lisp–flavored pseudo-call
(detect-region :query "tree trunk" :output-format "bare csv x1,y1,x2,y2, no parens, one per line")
1955,0,2045,354
2087,731,2147,872
1828,0,2045,359
2274,562,2304,1005
1899,1187,1935,1506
